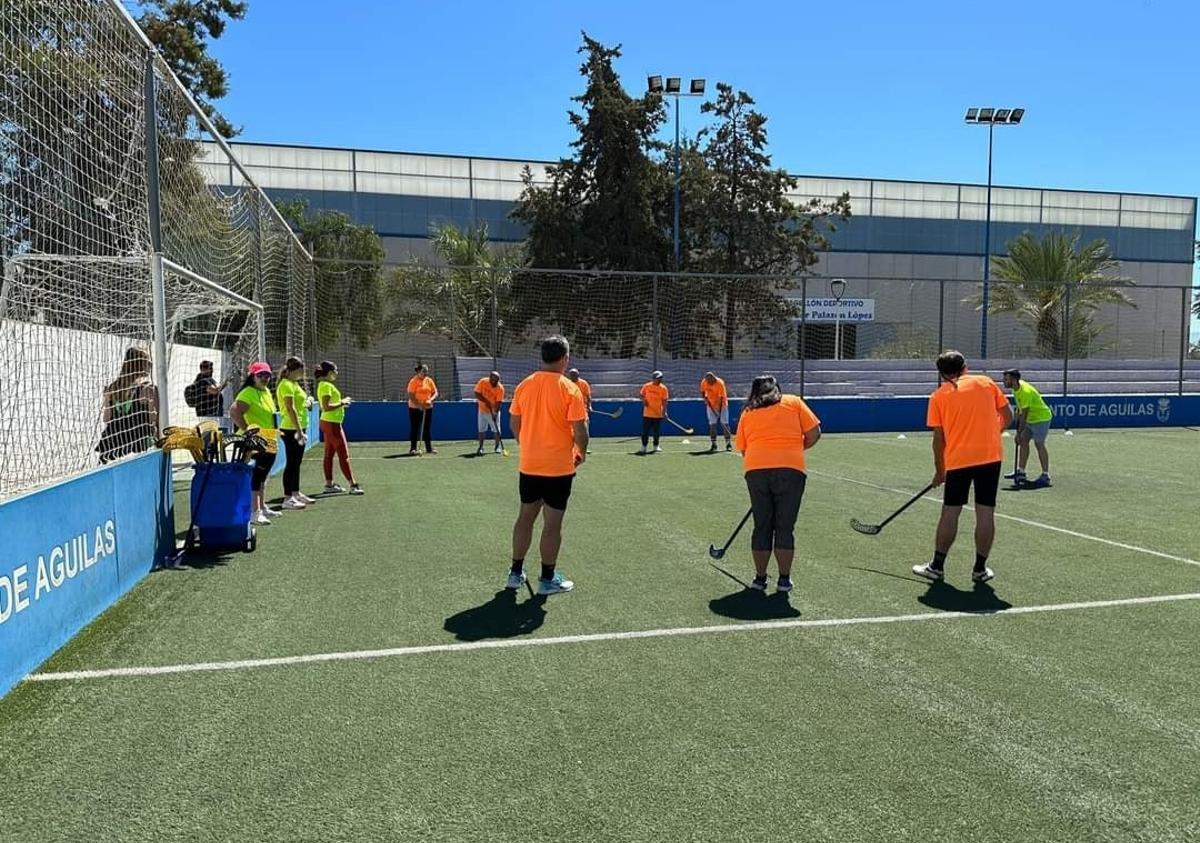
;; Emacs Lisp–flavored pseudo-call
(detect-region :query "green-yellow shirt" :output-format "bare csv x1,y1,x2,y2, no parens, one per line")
1013,380,1053,425
317,380,345,424
234,385,277,432
276,378,309,431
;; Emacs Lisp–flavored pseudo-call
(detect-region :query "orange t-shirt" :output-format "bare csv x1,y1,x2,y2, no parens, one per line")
474,378,505,413
640,382,670,418
926,374,1008,470
735,395,821,472
510,371,588,477
572,377,592,405
407,375,436,409
700,377,728,410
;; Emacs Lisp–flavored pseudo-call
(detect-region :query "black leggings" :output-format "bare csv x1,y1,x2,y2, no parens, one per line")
409,406,433,451
281,429,305,495
641,417,662,447
745,468,807,552
250,450,276,492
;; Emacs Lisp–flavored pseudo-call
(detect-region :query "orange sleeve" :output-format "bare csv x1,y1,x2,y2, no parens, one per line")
992,381,1008,410
510,384,523,416
926,392,942,428
734,414,749,452
566,386,587,422
796,399,820,432
663,386,670,400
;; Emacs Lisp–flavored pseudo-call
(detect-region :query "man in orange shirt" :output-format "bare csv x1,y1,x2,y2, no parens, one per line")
734,375,821,593
507,336,589,595
566,368,592,414
913,350,1013,584
700,371,733,452
639,370,669,455
473,371,505,456
406,363,438,455
567,367,593,454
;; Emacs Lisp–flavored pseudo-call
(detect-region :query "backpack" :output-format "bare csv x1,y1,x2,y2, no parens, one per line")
184,379,204,408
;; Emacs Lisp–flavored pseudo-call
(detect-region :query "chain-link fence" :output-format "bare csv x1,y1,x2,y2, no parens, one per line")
1,0,317,498
309,261,1198,402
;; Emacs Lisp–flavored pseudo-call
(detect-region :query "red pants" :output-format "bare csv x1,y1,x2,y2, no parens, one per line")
320,420,354,484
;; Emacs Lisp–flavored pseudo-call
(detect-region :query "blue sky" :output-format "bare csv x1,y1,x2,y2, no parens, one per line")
208,0,1197,330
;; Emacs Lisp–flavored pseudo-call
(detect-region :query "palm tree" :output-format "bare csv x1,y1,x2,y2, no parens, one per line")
975,232,1136,358
387,223,523,356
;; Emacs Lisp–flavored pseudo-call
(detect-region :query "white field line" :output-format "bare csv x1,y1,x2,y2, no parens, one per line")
26,592,1200,684
812,470,1200,567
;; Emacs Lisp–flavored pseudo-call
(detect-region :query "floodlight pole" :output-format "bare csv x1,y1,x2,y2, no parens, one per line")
673,97,681,272
981,120,994,360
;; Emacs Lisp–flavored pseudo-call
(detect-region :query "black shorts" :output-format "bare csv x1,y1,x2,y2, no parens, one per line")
944,461,1001,508
519,472,575,511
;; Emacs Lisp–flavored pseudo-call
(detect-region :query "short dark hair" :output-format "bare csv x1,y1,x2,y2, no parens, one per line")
936,350,967,379
200,360,213,369
1003,368,1021,380
541,335,569,364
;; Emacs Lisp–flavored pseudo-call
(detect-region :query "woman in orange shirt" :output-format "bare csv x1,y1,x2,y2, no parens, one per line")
733,375,822,593
406,363,439,455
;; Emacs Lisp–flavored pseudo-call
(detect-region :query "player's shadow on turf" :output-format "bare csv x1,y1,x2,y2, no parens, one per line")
443,590,547,641
917,582,1012,614
708,589,800,621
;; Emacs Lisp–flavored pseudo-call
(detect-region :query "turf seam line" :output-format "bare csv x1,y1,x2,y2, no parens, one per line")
812,469,1200,567
25,592,1200,684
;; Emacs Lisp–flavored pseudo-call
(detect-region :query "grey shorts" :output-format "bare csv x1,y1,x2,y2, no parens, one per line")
1019,421,1050,445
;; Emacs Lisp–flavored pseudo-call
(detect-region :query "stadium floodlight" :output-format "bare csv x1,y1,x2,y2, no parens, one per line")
964,105,1026,358
648,71,712,305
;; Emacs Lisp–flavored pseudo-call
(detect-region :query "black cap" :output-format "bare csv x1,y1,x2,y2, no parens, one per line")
1003,368,1021,378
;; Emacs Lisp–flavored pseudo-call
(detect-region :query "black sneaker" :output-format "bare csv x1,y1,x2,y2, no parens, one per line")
776,576,793,593
749,576,768,592
972,567,995,583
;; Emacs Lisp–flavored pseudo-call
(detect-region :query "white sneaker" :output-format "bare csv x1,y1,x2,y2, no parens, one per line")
537,572,574,595
283,497,307,510
349,484,364,496
262,506,283,518
506,570,527,590
494,445,503,454
253,511,272,526
297,492,317,505
654,445,663,453
911,563,944,582
637,447,647,455
324,484,345,494
972,567,995,583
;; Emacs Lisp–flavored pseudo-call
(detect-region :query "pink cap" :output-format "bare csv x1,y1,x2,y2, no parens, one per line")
248,361,272,376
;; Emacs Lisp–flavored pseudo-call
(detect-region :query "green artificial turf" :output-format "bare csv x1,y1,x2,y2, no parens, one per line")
1,429,1197,842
